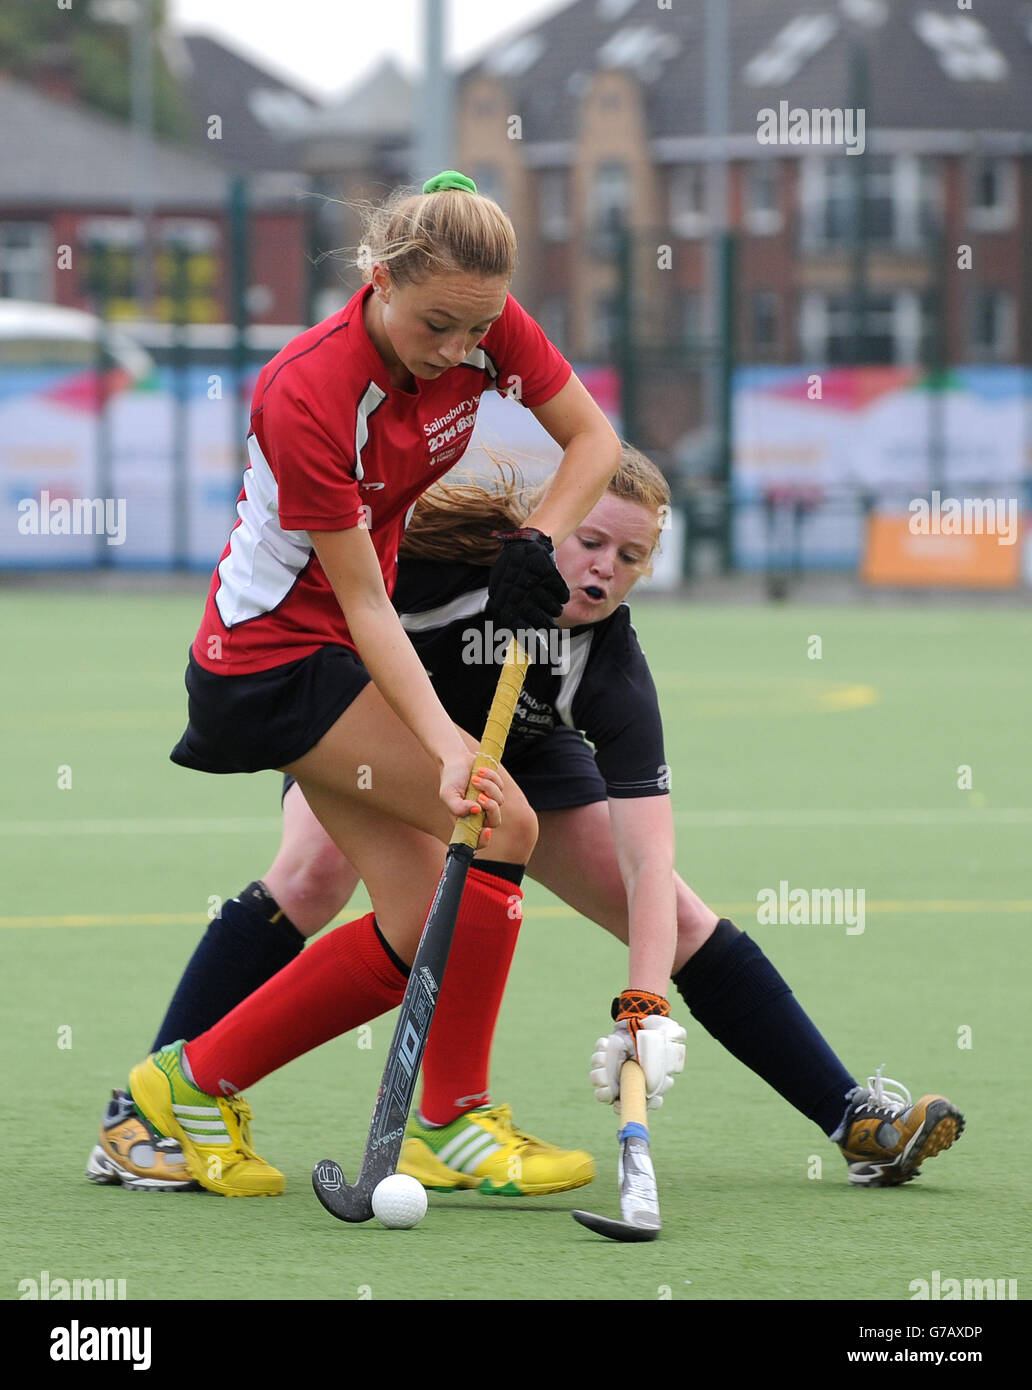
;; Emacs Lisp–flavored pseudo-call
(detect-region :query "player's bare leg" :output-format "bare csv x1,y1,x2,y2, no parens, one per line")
528,802,718,966
262,782,360,938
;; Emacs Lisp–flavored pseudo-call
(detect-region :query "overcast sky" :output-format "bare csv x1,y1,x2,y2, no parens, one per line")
167,0,573,99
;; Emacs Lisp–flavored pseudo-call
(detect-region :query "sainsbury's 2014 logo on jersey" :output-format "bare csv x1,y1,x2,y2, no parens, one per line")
424,397,480,459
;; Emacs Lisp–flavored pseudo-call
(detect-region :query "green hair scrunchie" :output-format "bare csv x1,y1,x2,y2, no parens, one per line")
422,170,478,195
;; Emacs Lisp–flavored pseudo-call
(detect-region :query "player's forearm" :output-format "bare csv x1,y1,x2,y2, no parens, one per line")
523,428,621,544
623,860,678,996
309,526,468,770
609,795,678,995
345,595,468,769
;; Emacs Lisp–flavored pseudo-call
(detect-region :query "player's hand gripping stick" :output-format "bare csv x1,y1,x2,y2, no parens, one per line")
572,1060,661,1242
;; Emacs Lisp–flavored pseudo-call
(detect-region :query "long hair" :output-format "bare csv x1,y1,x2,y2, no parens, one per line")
400,443,671,571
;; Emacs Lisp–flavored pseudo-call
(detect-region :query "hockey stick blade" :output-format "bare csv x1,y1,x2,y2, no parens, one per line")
571,1208,660,1242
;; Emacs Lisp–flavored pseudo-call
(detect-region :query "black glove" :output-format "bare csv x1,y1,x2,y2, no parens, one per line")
488,528,570,633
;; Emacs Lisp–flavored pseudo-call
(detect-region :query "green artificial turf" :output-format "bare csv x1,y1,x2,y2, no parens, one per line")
1,589,1029,1302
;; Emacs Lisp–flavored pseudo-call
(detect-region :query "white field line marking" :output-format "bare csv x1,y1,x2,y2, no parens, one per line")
675,809,1032,827
3,901,1031,930
1,810,1030,838
0,817,283,836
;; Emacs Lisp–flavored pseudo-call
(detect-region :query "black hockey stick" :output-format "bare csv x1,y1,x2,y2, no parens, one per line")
313,637,530,1223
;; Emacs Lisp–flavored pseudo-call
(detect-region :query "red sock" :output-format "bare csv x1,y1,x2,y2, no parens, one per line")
184,912,405,1094
418,866,523,1125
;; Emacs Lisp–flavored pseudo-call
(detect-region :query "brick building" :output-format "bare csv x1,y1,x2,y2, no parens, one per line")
0,38,315,331
451,0,1031,370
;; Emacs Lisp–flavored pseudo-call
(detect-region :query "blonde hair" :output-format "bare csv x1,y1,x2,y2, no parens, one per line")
401,443,671,571
354,184,518,287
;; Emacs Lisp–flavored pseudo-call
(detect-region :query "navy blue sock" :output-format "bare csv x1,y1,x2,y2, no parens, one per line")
672,919,857,1136
151,882,305,1052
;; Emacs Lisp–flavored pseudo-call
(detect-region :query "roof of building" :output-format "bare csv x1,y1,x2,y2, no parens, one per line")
0,77,229,209
462,0,1032,148
299,57,414,139
178,33,319,173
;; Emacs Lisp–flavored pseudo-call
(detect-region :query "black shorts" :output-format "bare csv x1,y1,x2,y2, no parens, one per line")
170,645,371,775
280,722,606,812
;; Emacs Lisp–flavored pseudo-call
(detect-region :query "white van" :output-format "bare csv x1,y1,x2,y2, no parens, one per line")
0,299,154,382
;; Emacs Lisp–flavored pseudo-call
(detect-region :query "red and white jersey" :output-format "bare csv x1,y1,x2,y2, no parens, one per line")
192,283,572,674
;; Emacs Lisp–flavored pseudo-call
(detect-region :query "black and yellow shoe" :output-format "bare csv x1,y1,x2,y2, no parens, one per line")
832,1067,964,1187
86,1089,198,1192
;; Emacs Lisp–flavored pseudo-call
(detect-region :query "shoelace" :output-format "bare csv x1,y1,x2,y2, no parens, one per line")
222,1096,257,1155
856,1064,912,1119
480,1104,539,1151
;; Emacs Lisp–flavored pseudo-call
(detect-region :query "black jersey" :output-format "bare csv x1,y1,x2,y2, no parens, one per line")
394,557,668,799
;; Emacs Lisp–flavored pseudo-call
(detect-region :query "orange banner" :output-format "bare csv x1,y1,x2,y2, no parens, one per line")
862,514,1022,589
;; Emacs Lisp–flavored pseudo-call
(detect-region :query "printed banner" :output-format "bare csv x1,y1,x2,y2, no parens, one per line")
732,366,1030,571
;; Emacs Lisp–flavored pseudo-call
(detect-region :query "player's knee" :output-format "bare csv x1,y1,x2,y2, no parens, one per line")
503,797,538,864
266,839,359,929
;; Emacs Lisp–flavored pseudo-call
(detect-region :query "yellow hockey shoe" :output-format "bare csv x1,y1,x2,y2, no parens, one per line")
128,1042,284,1197
86,1089,198,1192
399,1103,595,1195
832,1067,964,1187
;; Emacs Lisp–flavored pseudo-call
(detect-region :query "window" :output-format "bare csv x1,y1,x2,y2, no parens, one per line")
969,157,1016,232
673,288,701,349
156,221,220,324
590,162,630,256
80,217,142,312
80,217,221,321
670,165,707,238
0,222,51,301
538,170,570,242
470,165,503,205
864,157,895,246
971,288,1015,361
537,294,569,353
800,155,937,252
593,292,621,356
744,163,782,236
798,290,927,365
894,156,943,250
799,159,849,251
751,290,780,358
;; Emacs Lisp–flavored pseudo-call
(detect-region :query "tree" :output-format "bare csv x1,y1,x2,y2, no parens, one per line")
0,0,191,142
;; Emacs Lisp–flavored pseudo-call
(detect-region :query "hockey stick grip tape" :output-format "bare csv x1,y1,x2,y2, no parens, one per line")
618,1059,650,1132
450,637,531,849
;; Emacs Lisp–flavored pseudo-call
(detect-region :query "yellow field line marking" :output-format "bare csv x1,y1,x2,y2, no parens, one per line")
3,900,1030,929
2,809,1030,837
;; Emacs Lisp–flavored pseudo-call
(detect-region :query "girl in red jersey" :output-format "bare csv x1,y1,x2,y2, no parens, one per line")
114,172,622,1195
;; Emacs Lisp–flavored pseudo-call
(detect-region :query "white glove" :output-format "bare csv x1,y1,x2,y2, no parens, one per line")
590,1015,687,1111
